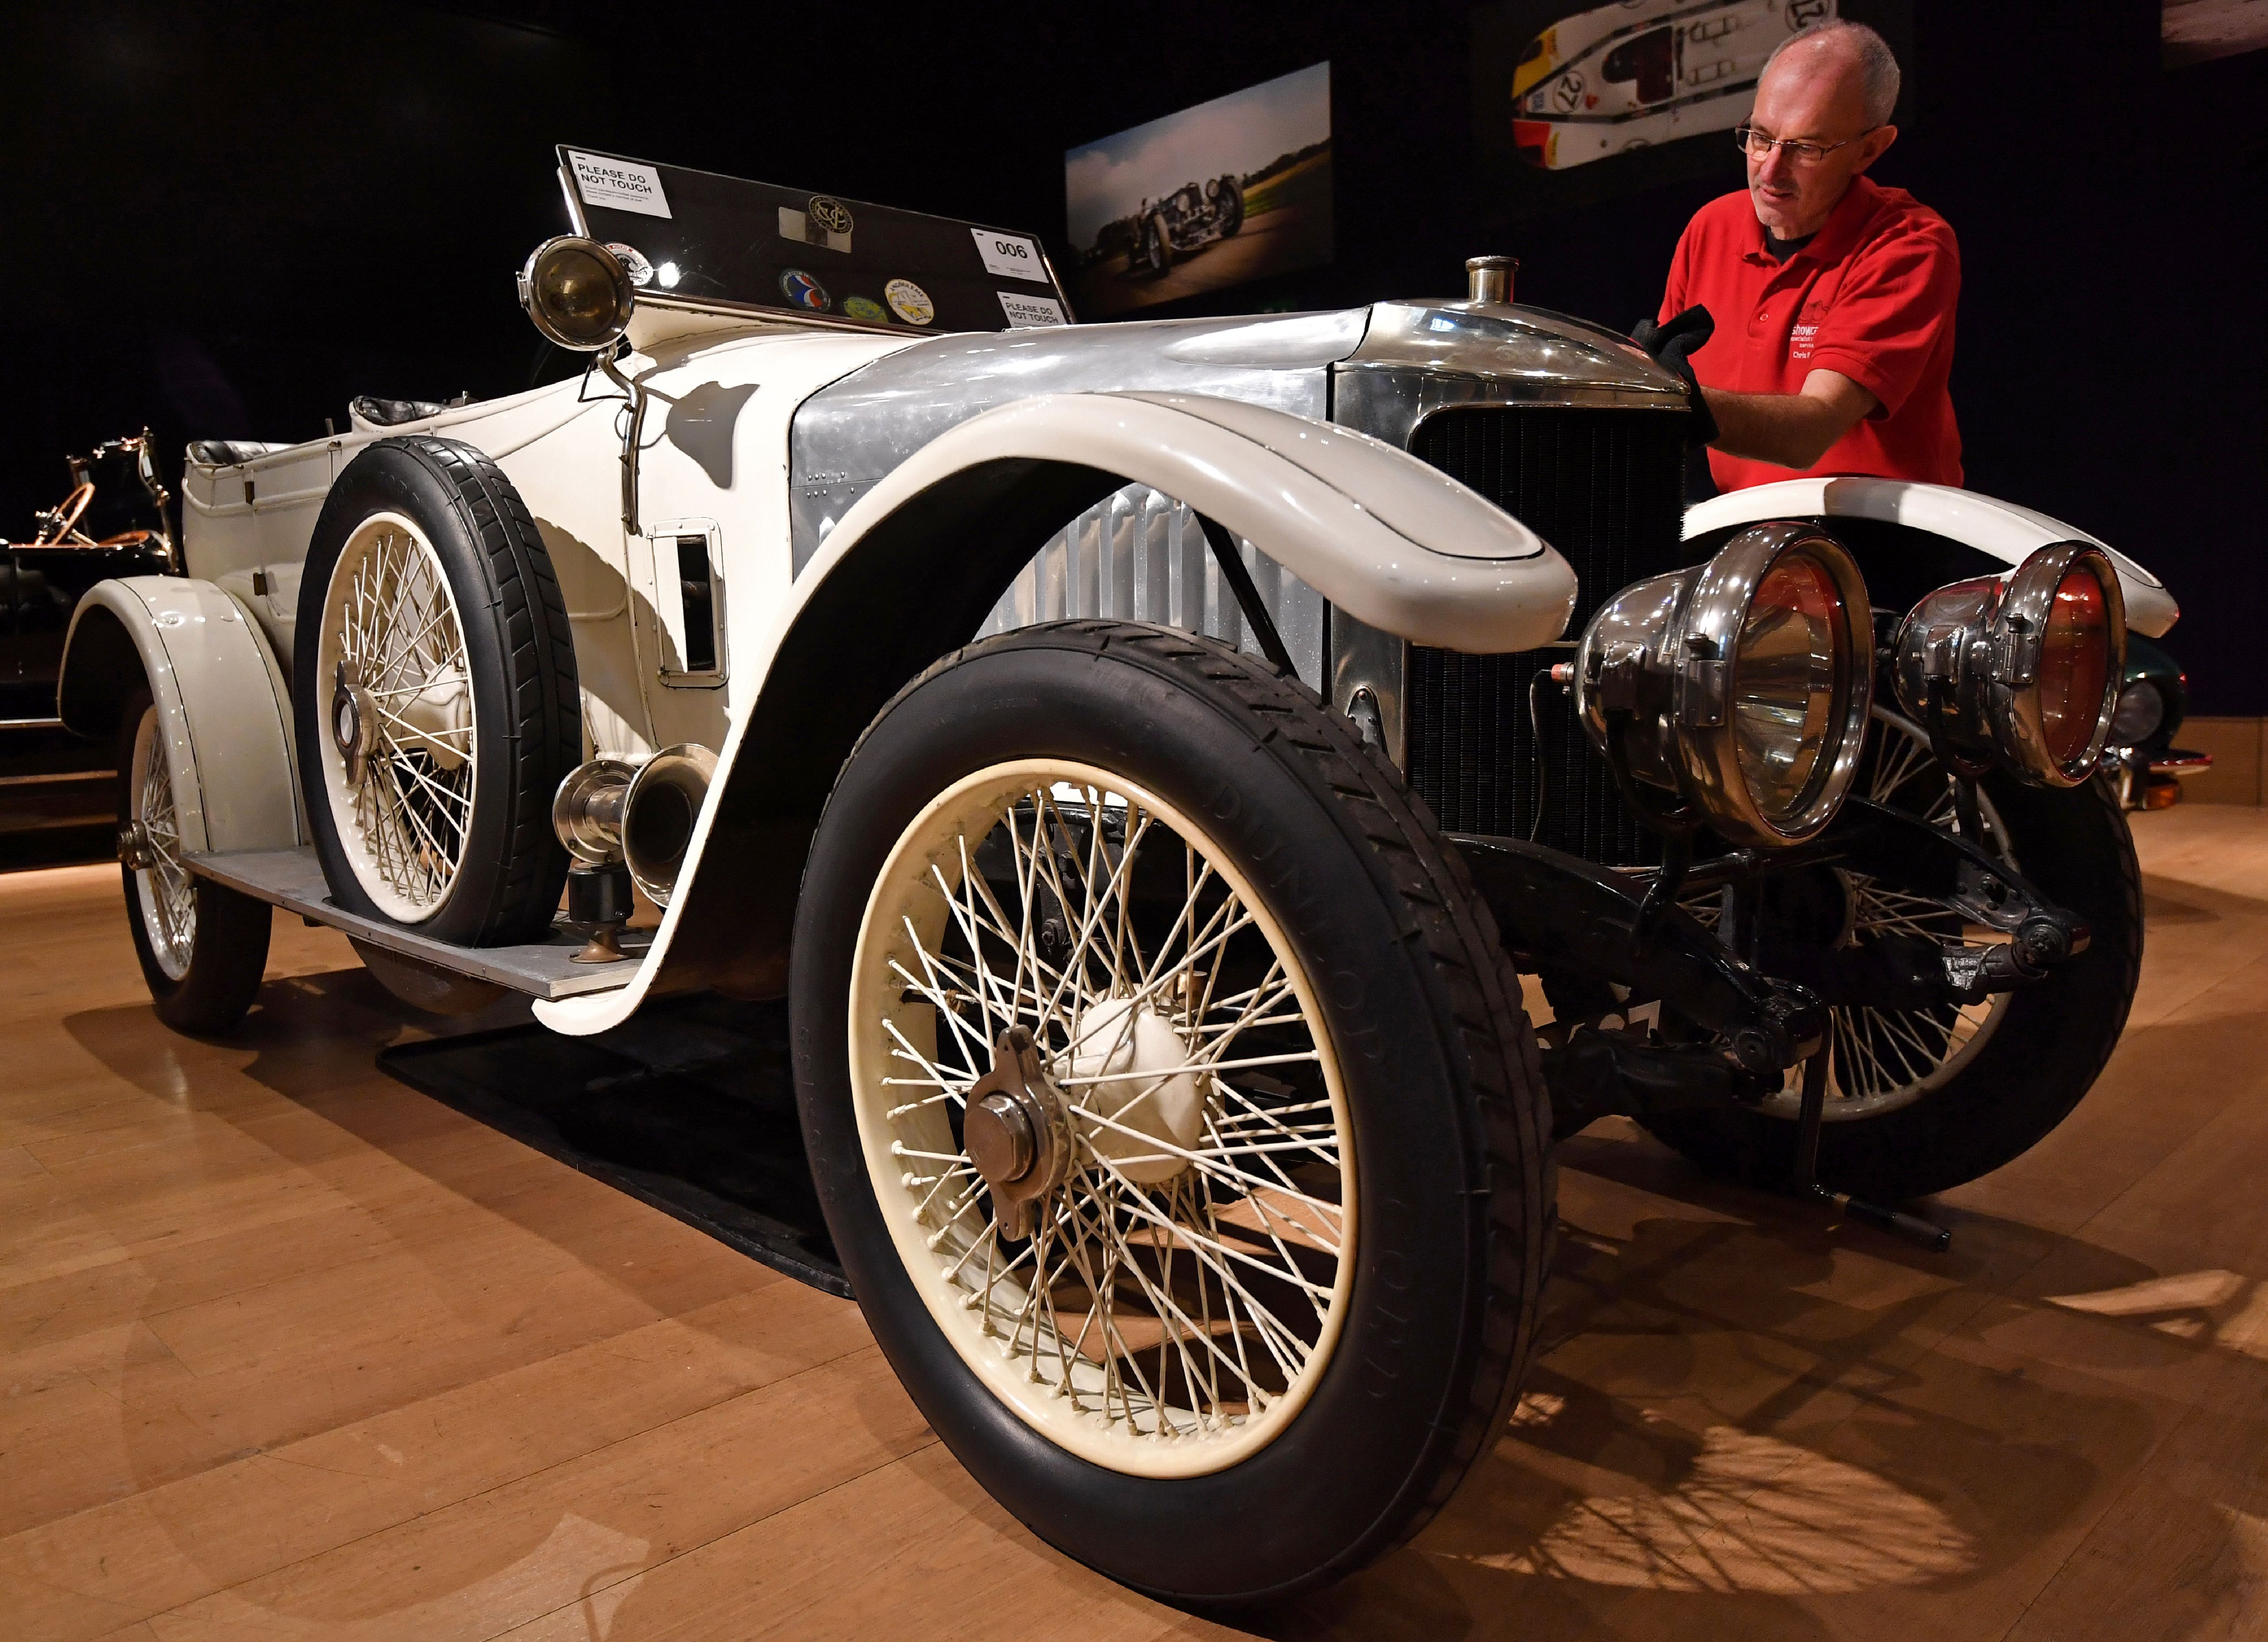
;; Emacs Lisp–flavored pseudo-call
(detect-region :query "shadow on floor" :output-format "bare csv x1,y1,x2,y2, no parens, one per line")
377,993,847,1296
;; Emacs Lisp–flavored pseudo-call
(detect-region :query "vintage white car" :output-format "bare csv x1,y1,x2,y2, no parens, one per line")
1513,0,1838,169
57,148,2176,1606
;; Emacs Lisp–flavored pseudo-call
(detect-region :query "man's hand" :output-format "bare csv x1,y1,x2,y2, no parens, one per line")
1632,307,1718,447
1703,370,1880,469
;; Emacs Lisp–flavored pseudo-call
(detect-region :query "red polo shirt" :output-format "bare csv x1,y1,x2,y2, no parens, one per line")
1661,175,1962,492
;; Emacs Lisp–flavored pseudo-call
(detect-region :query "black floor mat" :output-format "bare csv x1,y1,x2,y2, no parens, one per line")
378,993,849,1296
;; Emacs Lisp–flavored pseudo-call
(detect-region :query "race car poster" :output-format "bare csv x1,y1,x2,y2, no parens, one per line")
2163,0,2268,66
1064,62,1333,318
1472,0,1912,219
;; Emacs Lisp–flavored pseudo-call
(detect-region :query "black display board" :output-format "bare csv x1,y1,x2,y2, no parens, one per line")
559,146,1071,332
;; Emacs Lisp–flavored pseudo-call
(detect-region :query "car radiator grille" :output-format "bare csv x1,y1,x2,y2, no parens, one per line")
1404,407,1689,866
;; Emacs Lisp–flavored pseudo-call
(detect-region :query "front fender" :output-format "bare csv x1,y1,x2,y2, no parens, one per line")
533,390,1579,1036
1683,477,2179,637
58,577,302,855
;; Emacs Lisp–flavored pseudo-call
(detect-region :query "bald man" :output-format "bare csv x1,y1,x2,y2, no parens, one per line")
1646,20,1961,491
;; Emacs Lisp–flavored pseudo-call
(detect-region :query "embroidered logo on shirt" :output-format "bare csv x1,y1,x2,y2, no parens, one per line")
1790,301,1828,361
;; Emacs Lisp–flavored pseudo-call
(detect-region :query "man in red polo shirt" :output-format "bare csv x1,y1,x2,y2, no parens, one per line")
1647,20,1960,491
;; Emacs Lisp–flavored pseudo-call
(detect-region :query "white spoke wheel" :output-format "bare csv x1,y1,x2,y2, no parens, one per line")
315,512,477,920
793,624,1552,1605
294,437,579,950
115,690,271,1033
853,761,1354,1475
1647,708,2144,1201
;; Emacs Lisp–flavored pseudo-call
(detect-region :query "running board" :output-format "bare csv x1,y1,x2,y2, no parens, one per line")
185,847,647,1000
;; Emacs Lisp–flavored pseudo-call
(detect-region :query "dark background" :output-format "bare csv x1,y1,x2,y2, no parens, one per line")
5,0,2260,710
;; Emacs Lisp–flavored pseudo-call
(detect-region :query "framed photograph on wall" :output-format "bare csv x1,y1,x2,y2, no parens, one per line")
1473,0,1913,220
1064,62,1333,318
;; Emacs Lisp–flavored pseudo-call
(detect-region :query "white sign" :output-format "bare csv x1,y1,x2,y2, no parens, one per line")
999,292,1068,328
972,229,1050,282
568,151,672,219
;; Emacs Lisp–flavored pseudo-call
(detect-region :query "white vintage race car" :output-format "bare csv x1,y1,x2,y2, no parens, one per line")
1513,0,1837,170
58,147,2176,1606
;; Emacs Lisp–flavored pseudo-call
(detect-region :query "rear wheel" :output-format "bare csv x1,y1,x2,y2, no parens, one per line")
118,691,271,1034
792,622,1552,1605
1646,708,2142,1200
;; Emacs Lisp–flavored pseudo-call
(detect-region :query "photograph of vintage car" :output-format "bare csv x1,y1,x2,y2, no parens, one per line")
1065,61,1333,316
53,146,2179,1607
1512,0,1837,170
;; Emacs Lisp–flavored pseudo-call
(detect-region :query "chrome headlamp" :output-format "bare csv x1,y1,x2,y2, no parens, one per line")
1891,541,2125,788
1575,522,1873,848
517,235,636,352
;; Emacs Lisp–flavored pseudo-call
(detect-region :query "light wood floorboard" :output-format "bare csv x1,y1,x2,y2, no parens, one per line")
3,806,2264,1638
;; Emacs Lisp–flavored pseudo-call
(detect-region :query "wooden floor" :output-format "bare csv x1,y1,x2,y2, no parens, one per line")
5,804,2266,1641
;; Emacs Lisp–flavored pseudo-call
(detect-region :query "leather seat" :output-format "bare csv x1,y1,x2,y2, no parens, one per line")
185,440,290,466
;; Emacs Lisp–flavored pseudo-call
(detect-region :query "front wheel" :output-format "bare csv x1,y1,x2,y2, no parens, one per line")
1646,709,2143,1201
791,622,1552,1605
118,691,272,1034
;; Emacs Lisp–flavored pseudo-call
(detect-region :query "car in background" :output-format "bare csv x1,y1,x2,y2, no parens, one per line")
1131,173,1244,275
1,433,177,839
2106,634,2211,808
1513,0,1835,170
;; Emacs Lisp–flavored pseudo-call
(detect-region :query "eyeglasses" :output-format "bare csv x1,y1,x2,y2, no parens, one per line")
1734,125,1877,165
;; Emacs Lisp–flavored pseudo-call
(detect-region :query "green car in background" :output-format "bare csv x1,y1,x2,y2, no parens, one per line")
2107,634,2212,808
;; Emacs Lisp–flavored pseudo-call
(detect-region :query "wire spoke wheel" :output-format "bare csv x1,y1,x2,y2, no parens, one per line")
1680,706,2017,1120
129,706,196,981
849,760,1354,1478
314,512,477,922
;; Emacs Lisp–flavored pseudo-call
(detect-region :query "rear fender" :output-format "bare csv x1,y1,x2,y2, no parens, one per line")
534,389,1579,1034
57,577,302,855
1683,477,2179,637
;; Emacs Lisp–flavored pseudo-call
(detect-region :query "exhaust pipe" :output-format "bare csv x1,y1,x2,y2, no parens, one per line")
551,743,717,907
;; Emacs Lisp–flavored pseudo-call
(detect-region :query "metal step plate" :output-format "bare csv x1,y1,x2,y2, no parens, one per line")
186,847,646,999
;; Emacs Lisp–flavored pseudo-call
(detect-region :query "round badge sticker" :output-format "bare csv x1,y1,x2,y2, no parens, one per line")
779,270,830,311
842,295,887,323
807,196,854,236
884,278,935,326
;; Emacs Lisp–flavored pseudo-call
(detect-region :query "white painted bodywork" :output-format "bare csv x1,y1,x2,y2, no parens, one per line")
532,390,1581,1036
62,577,301,855
1683,476,2181,638
142,314,1588,1032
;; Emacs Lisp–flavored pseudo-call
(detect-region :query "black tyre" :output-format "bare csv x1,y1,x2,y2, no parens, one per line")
294,436,579,945
1141,213,1172,276
791,622,1553,1605
117,690,272,1034
1218,176,1244,236
1645,710,2143,1201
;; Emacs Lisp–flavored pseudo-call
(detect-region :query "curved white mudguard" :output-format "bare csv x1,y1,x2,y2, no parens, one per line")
828,391,1581,652
535,389,1582,1036
1684,477,2180,638
57,577,303,855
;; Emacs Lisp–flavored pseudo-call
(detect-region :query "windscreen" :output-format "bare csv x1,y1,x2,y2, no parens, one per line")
559,146,1072,333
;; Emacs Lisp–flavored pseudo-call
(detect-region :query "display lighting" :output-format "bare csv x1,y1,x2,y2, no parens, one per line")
1573,522,1873,848
1891,542,2126,787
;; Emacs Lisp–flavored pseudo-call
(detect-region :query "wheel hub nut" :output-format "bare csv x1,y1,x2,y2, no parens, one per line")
965,1026,1072,1241
331,659,377,787
965,1091,1035,1186
117,821,154,871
